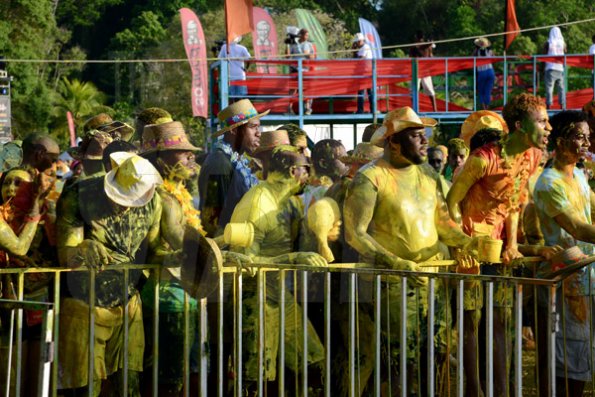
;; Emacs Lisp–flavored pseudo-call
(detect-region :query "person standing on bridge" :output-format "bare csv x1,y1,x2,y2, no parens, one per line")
544,26,567,109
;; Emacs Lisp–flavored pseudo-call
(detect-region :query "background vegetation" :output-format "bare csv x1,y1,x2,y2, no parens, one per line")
1,0,594,147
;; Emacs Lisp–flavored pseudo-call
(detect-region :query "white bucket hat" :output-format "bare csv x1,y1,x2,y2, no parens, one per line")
104,152,163,207
353,33,365,43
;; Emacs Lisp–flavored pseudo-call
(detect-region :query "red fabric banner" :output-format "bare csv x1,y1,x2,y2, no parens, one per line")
179,8,208,118
226,0,253,44
67,111,76,147
251,7,278,73
505,0,520,50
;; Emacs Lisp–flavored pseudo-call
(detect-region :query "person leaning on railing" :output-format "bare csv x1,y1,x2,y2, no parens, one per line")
228,145,326,392
0,167,56,396
56,152,163,396
344,106,478,395
533,110,595,397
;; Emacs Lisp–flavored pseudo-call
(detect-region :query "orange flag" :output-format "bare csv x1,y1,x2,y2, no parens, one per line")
225,0,254,45
505,0,520,50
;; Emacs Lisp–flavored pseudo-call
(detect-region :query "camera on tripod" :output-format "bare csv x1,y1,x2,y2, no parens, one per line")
284,26,300,45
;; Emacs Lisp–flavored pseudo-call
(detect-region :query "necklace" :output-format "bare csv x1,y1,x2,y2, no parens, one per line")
162,179,206,235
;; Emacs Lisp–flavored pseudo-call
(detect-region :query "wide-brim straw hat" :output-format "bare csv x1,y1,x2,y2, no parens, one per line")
371,106,437,147
460,110,508,147
341,142,383,164
474,37,491,48
69,130,114,161
253,129,290,156
98,121,135,142
84,113,113,132
104,152,163,207
214,99,270,137
141,121,200,154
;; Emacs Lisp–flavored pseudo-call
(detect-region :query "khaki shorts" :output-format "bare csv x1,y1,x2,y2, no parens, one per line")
58,294,144,389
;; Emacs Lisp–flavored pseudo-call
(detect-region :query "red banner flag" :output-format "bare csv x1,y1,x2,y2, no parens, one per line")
180,8,208,118
505,0,520,50
226,0,253,45
251,7,278,73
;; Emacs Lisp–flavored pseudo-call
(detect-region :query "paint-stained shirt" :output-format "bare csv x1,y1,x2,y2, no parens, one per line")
457,142,541,239
353,159,444,263
534,167,595,295
57,177,162,308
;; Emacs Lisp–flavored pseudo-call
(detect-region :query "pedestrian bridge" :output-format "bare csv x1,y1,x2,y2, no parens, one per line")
211,54,595,134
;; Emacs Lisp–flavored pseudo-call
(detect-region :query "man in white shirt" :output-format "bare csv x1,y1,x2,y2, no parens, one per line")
218,36,251,99
353,33,375,113
589,34,595,55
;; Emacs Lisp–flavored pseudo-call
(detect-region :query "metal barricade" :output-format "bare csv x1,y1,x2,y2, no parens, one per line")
0,260,588,396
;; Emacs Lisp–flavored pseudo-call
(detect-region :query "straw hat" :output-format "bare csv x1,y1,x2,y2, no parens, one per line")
98,121,135,142
214,99,270,137
253,129,290,156
84,113,113,132
69,130,114,160
371,106,437,147
341,142,383,164
474,37,491,48
141,121,200,154
353,33,365,43
460,110,508,147
104,152,163,207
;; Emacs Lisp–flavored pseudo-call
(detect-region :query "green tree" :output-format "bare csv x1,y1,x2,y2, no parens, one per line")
51,77,111,146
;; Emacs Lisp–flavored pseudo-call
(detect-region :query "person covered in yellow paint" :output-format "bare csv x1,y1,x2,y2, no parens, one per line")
139,121,204,395
446,94,555,396
57,153,163,396
228,145,326,392
344,106,477,395
302,139,349,215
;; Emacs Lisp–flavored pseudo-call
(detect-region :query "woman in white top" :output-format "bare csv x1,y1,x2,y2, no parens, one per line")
544,27,567,109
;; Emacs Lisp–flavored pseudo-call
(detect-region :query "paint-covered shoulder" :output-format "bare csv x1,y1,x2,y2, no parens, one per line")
419,163,440,181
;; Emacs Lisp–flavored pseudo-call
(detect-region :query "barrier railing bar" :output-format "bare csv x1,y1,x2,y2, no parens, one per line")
152,268,160,397
548,284,556,397
374,274,381,397
257,270,264,396
456,279,464,397
400,277,407,397
324,272,331,397
183,290,190,397
51,271,61,397
199,297,209,397
218,272,225,397
14,272,24,396
514,283,523,397
301,270,309,397
486,281,494,397
122,268,129,395
87,269,96,397
348,272,356,397
278,270,286,396
235,270,243,397
427,278,435,396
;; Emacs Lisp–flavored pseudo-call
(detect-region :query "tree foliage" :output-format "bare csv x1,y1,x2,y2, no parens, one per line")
1,0,595,145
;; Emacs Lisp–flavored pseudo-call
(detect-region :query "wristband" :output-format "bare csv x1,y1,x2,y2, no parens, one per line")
25,214,42,223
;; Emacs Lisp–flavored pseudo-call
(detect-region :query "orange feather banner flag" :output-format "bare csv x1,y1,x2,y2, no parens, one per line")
225,0,254,45
505,0,520,50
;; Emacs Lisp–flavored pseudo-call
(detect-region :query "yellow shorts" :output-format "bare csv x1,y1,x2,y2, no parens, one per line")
58,294,144,389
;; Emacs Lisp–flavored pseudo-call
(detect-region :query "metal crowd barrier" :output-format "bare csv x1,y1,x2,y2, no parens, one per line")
0,260,589,396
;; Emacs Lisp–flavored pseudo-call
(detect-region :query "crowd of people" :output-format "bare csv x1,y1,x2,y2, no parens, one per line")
0,93,594,396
